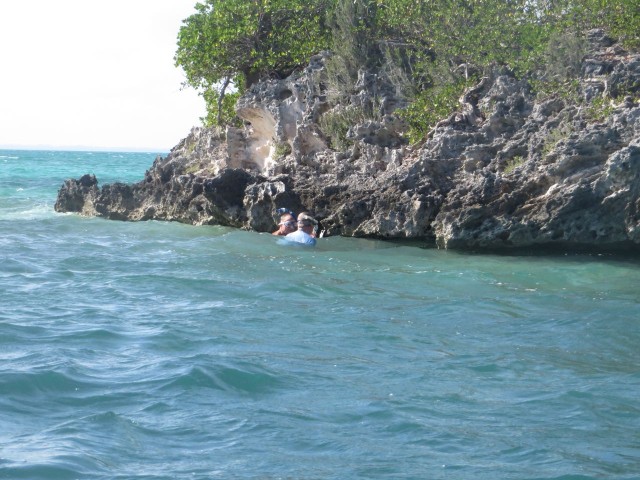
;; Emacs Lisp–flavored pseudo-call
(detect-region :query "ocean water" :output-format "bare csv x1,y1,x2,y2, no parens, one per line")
1,149,639,480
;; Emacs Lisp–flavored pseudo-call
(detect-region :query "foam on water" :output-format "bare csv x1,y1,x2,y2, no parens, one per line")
1,149,640,479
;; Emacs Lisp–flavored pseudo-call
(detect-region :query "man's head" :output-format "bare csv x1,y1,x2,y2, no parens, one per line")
297,212,318,234
277,213,297,235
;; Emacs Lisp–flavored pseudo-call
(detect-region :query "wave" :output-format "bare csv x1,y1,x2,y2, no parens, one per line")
0,204,56,221
0,463,91,480
0,370,95,397
158,362,286,396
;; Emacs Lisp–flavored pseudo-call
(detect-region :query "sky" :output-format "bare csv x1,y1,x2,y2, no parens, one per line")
0,1,206,152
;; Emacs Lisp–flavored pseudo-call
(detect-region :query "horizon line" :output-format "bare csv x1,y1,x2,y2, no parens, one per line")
0,144,171,154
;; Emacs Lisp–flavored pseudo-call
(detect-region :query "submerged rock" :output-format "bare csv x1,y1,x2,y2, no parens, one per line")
56,32,640,253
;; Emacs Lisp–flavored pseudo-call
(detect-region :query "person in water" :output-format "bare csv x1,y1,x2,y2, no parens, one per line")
285,212,318,246
272,212,297,236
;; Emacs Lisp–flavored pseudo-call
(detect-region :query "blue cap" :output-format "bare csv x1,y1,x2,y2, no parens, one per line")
276,207,296,220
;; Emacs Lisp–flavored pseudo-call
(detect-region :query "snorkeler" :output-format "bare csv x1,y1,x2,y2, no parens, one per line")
272,212,297,236
285,212,318,246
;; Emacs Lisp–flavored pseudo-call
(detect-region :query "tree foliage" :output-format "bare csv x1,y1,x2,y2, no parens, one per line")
175,0,640,131
175,0,331,126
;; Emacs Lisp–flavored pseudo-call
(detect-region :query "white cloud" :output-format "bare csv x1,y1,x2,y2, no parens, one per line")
0,0,205,151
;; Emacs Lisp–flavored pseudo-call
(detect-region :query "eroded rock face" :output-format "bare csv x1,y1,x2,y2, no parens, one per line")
55,31,640,252
431,41,640,250
55,174,100,215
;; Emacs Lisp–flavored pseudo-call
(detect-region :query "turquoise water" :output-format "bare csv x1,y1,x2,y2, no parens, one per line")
1,149,639,480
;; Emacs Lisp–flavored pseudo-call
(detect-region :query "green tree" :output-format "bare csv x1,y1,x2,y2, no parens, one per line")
175,0,331,126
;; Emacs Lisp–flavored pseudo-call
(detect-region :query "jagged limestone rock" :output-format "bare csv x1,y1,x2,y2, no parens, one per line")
56,31,640,252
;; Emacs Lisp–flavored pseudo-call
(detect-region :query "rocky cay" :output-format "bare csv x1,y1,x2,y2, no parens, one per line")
56,30,640,252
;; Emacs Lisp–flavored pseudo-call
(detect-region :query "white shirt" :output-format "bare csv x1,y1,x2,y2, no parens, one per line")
285,229,317,246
